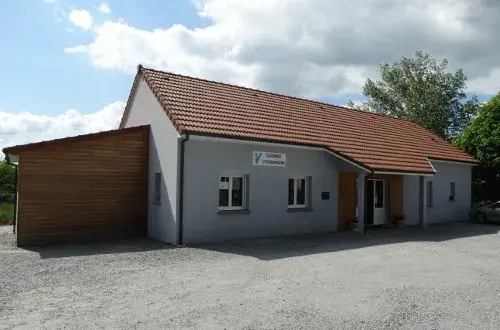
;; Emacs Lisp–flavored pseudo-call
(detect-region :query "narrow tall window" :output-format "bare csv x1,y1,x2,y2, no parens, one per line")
154,173,162,204
288,177,309,208
427,181,433,207
450,182,456,201
218,175,247,210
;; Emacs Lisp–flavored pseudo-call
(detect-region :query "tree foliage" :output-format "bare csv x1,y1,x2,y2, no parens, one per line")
355,51,480,140
0,160,16,200
455,93,500,203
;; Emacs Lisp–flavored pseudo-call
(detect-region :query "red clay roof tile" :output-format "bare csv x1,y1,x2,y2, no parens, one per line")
121,66,478,174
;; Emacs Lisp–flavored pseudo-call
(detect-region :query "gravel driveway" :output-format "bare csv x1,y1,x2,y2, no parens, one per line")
1,223,500,329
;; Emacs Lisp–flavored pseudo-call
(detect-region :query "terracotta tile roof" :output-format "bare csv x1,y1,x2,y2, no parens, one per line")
121,66,478,174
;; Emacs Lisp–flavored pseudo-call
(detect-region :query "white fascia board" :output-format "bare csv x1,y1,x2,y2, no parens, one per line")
373,171,435,177
427,158,478,166
188,134,371,172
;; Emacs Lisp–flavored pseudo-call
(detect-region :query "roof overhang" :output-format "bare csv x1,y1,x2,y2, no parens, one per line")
2,125,150,156
427,157,479,166
372,170,435,177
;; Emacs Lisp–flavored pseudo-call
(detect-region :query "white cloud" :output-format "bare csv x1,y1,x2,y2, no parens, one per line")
44,0,57,3
65,0,500,98
64,45,88,53
97,2,111,14
0,102,124,153
68,9,93,30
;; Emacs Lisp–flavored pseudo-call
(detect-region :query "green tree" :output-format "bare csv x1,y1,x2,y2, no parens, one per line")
354,51,480,140
0,159,16,200
455,93,500,203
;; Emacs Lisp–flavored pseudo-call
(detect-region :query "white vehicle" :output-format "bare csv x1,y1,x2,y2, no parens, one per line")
471,201,500,224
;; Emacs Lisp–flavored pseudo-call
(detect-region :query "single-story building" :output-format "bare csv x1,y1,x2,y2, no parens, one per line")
3,65,479,246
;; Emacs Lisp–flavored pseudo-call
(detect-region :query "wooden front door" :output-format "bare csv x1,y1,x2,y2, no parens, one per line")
338,172,357,231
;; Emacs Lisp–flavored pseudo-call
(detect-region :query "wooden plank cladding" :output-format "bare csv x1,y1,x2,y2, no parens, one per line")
15,126,149,246
338,172,357,231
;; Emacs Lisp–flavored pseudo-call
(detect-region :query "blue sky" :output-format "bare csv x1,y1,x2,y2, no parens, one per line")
0,0,498,153
0,0,202,116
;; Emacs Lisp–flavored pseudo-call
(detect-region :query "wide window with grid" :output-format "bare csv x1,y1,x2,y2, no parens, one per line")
288,177,309,208
218,176,247,210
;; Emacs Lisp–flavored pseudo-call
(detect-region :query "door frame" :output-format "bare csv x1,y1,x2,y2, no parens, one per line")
367,178,387,225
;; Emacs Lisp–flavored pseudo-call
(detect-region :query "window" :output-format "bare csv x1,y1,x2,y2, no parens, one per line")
426,181,433,207
218,176,246,210
154,173,162,204
450,182,456,201
288,177,309,208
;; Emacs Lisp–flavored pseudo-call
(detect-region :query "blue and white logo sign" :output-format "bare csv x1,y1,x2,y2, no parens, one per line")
253,151,286,167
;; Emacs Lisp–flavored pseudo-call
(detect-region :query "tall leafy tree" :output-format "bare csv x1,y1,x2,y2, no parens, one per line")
455,93,500,203
353,51,480,140
0,159,16,200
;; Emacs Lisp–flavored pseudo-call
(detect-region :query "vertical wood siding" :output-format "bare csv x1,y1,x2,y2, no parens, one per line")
16,127,149,246
338,172,357,231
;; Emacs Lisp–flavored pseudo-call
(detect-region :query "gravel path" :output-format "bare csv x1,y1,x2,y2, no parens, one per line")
1,223,500,329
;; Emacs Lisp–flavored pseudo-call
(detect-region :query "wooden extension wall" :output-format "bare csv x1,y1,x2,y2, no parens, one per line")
16,127,149,246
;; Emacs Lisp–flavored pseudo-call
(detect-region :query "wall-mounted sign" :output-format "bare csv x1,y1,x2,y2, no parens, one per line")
253,151,286,167
322,192,330,200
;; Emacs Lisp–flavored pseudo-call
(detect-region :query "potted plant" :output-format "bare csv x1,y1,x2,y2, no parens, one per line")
393,214,405,228
347,216,358,231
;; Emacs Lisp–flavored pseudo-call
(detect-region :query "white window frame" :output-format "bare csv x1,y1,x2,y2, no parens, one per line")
218,175,247,211
288,177,309,209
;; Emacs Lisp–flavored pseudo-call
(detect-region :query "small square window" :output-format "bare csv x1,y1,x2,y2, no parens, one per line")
218,175,247,210
288,177,309,208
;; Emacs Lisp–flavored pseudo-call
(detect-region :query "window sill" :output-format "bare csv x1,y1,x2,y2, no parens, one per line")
287,207,313,213
217,209,250,215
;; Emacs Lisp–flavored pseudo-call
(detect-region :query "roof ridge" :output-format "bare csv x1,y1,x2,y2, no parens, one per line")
139,66,416,125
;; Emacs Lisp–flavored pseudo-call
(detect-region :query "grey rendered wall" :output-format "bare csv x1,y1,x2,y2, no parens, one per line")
403,175,420,226
182,139,356,244
426,161,473,223
123,79,179,244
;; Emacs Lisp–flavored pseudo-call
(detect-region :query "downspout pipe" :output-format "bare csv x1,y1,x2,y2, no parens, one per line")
178,134,189,245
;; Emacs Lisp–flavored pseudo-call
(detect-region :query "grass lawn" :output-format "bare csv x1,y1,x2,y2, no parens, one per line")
0,202,14,225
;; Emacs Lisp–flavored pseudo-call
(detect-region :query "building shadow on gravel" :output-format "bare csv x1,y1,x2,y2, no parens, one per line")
23,237,175,259
192,223,500,261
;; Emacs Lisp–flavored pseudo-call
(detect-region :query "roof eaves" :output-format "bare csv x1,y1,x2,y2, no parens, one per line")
427,156,480,165
2,125,150,155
